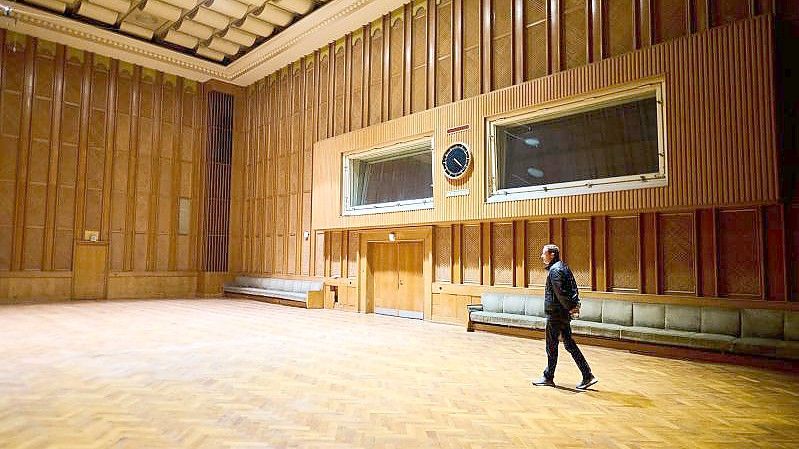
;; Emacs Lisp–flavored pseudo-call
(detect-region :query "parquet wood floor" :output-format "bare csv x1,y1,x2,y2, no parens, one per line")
1,299,798,449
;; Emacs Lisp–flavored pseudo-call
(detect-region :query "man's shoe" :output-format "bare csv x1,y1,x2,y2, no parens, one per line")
531,376,555,387
576,375,598,390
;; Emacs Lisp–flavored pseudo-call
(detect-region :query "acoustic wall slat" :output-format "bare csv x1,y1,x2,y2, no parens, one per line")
462,0,481,99
436,0,453,106
315,231,325,276
435,225,452,282
347,231,359,279
203,91,233,272
608,215,640,291
333,42,346,136
565,218,591,288
492,222,514,285
659,212,696,294
605,0,636,57
369,23,384,125
0,31,19,270
492,0,514,90
718,208,761,297
330,230,342,277
411,0,428,113
15,35,35,271
313,16,777,230
351,32,365,131
525,220,549,286
462,224,480,283
561,0,588,70
389,11,405,119
653,0,688,42
524,0,549,80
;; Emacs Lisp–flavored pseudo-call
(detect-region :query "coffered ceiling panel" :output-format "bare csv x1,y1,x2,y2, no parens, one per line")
11,0,324,63
0,0,407,85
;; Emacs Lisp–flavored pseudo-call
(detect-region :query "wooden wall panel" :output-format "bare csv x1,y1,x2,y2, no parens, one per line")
561,0,588,70
608,215,640,291
435,225,452,282
315,231,325,276
462,0,482,98
524,0,549,80
653,0,688,43
411,0,428,113
492,0,515,90
241,1,775,292
389,11,405,119
333,41,346,136
605,0,636,57
659,212,696,294
330,230,342,277
0,32,204,301
717,209,761,297
351,32,365,131
313,16,776,231
564,218,591,288
462,224,481,283
526,220,549,286
347,231,359,279
436,0,454,105
711,0,752,27
492,222,514,285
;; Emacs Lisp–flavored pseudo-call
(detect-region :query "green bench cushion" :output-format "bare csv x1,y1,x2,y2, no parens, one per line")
470,311,546,329
570,320,623,339
701,307,740,337
666,305,701,332
579,299,602,322
741,309,784,339
602,300,633,326
633,303,665,329
786,312,799,341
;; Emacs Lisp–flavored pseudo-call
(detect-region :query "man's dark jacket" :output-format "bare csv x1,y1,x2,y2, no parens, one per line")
545,259,580,320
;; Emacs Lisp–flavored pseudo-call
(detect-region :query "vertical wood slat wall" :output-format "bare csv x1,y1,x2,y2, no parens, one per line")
0,30,204,300
203,92,233,273
342,206,786,304
238,0,776,279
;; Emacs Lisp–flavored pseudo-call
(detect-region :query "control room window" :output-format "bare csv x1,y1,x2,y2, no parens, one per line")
487,83,666,202
343,137,434,215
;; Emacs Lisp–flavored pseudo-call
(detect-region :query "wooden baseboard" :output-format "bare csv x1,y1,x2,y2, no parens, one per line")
469,322,799,374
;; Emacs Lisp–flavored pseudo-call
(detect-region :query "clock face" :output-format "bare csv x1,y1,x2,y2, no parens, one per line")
442,143,471,180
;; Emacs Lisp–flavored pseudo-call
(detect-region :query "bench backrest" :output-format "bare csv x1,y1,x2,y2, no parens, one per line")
232,276,323,293
480,292,799,341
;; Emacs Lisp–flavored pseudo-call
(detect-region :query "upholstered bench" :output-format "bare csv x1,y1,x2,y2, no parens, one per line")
467,293,799,361
224,276,324,309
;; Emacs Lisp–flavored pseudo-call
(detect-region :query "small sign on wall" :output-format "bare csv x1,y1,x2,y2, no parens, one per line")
446,124,470,134
445,188,470,197
83,230,99,242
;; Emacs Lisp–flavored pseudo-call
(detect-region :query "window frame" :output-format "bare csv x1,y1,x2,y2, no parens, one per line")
486,81,668,203
341,136,435,216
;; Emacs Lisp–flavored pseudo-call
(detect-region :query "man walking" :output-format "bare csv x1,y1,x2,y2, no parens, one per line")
532,244,598,390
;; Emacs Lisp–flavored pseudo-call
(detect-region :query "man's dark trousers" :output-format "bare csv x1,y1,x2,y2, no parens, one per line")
543,316,592,380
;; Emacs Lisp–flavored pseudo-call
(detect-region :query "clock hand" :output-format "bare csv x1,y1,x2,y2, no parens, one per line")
453,158,464,168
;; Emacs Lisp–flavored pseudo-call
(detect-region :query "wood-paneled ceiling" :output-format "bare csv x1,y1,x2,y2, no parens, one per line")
0,0,406,84
16,0,325,63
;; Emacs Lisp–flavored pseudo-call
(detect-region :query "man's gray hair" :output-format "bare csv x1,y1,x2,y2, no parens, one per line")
543,244,560,259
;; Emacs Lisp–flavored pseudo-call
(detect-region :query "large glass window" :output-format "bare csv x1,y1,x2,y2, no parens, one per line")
488,85,666,201
343,138,434,215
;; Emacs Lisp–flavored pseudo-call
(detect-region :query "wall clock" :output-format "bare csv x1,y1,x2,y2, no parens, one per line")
442,143,471,180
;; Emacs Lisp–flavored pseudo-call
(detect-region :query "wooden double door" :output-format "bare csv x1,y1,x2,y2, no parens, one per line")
370,241,424,319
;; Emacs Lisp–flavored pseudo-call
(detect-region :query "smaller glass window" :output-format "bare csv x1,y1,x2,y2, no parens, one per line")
343,138,434,215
